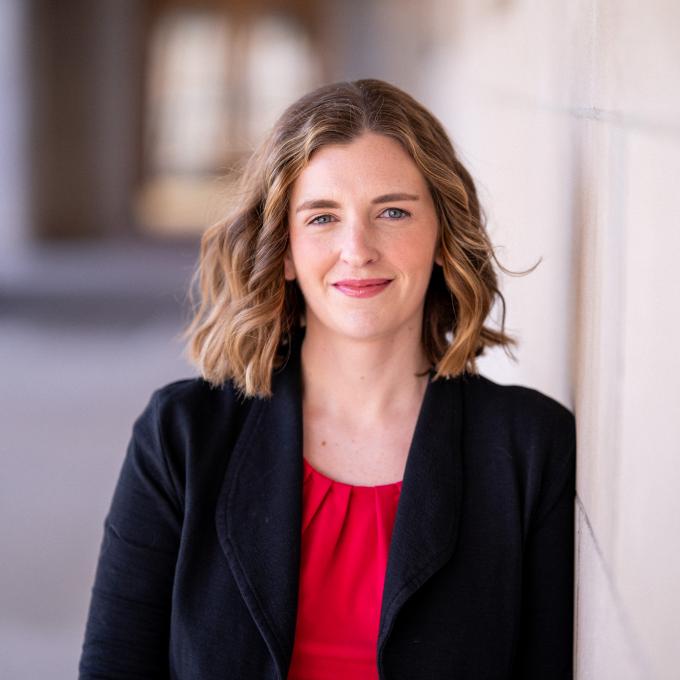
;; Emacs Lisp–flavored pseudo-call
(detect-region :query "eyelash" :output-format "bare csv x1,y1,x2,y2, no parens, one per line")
308,207,411,225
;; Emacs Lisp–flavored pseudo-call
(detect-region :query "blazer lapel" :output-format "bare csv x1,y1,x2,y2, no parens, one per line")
215,342,304,679
216,333,464,678
377,372,464,657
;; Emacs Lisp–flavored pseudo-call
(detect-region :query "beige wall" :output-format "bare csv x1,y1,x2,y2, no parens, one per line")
411,1,680,678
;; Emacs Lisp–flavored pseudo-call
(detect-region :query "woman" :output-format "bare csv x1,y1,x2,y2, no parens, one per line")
79,79,576,679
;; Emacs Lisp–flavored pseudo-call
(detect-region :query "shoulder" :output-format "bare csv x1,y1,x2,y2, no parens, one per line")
458,373,576,527
459,371,575,443
149,376,240,412
124,377,259,502
457,372,575,487
134,376,256,453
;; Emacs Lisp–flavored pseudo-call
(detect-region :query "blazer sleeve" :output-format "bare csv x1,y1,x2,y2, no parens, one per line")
513,406,577,680
79,389,183,679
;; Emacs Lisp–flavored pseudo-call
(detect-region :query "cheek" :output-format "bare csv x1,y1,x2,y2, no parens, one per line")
392,232,438,271
290,234,334,278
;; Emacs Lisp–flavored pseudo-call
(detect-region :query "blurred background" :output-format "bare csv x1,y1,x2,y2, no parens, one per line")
1,0,678,678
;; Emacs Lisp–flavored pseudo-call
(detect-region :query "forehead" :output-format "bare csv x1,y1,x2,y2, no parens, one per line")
289,132,428,200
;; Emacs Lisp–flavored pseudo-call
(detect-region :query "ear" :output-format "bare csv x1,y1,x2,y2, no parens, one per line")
283,248,296,281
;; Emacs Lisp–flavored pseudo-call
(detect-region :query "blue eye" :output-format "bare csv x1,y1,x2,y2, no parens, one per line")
309,214,334,225
382,208,410,219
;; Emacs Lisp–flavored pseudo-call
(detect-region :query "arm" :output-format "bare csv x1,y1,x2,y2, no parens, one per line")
79,390,183,679
513,408,577,679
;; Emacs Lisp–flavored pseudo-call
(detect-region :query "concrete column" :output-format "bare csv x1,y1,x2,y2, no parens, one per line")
0,0,29,254
28,0,145,240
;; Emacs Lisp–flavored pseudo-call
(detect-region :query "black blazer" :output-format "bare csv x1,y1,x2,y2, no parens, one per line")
79,334,576,680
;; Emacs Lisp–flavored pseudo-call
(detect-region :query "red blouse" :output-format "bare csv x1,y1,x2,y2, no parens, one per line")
287,457,403,680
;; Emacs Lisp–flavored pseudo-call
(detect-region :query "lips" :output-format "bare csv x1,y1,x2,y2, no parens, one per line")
332,278,392,298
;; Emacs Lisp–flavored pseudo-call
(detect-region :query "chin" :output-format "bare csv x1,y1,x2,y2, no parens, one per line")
306,305,419,344
325,317,406,344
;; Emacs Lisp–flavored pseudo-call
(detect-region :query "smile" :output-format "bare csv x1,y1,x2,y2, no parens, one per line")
332,279,392,298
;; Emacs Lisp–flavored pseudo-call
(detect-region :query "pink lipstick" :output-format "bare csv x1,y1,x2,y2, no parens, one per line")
332,278,392,298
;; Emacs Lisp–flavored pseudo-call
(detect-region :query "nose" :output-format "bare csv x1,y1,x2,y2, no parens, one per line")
339,218,380,267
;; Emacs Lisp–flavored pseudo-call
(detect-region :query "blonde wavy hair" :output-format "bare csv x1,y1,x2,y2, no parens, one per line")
183,78,531,397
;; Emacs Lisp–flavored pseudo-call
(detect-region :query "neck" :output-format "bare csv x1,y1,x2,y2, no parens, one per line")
298,322,432,426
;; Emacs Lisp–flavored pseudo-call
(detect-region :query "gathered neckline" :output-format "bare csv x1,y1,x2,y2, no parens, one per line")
302,456,403,491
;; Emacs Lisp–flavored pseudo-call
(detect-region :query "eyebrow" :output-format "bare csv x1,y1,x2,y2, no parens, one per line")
295,193,420,213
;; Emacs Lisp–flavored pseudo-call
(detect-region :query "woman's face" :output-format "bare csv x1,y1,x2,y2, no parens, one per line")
285,131,442,346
